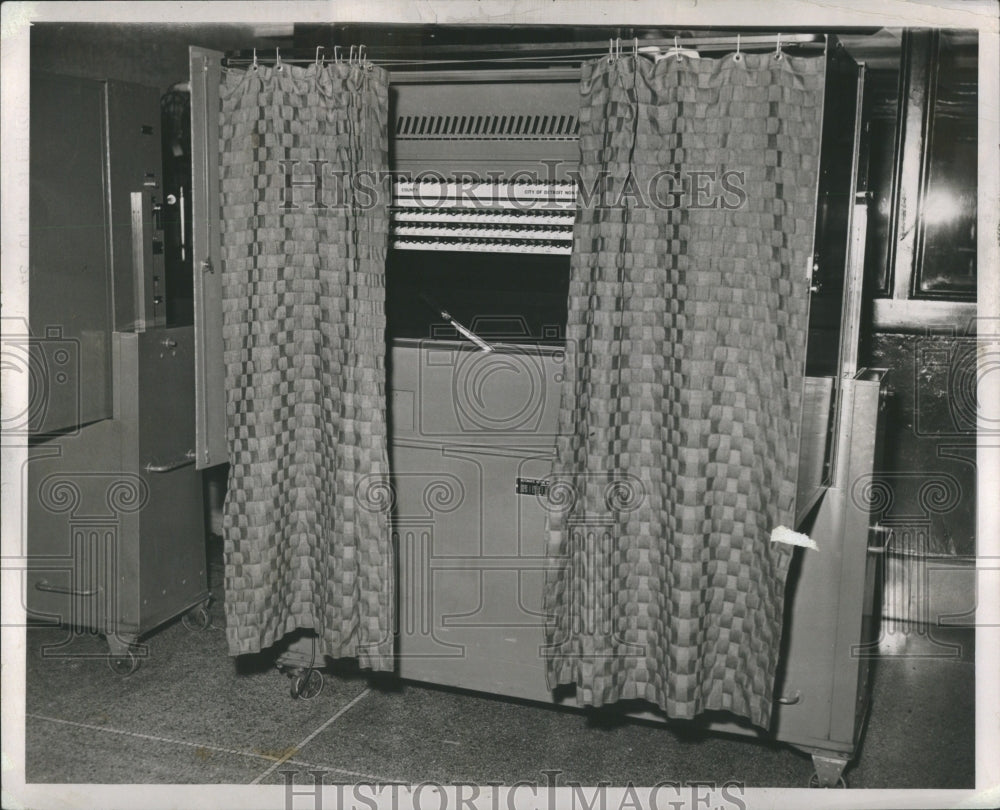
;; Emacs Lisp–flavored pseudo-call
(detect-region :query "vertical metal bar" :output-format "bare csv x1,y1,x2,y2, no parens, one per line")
130,191,148,332
189,46,226,469
841,202,870,376
179,185,186,261
100,81,117,346
838,63,870,383
820,59,867,491
890,30,933,300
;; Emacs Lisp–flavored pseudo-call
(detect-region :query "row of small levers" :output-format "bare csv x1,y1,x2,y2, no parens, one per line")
392,179,577,209
391,180,576,254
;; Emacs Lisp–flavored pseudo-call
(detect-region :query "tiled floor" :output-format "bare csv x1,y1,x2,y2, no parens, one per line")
23,538,975,789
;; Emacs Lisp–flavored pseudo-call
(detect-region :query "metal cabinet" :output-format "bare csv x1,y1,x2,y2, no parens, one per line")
385,341,883,786
191,38,883,784
27,72,208,672
27,328,210,673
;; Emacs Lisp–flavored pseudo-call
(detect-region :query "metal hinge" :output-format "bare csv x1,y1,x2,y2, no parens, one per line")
201,258,214,274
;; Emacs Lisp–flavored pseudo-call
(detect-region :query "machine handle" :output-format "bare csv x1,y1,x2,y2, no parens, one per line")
777,690,801,705
145,449,197,473
35,579,99,597
419,293,494,353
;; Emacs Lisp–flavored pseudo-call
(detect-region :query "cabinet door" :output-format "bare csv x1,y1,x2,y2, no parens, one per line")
29,72,113,433
189,46,226,469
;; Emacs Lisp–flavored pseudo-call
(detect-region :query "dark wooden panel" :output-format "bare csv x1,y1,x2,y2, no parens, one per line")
861,68,902,298
914,31,977,299
865,332,976,558
806,45,862,379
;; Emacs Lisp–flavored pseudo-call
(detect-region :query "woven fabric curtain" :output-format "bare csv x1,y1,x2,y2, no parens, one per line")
544,52,826,727
218,62,393,669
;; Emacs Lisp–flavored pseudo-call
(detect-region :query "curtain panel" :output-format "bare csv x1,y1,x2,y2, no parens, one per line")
218,62,394,669
545,52,826,728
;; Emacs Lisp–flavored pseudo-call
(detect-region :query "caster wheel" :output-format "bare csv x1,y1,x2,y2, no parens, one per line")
107,650,140,677
809,773,847,788
182,603,211,631
290,668,324,700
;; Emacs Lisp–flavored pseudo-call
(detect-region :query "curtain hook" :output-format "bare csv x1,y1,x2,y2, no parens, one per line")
775,33,783,60
252,48,258,70
734,33,743,62
633,37,638,58
608,37,614,62
275,47,282,71
333,45,341,64
359,44,367,66
349,44,357,65
316,46,324,67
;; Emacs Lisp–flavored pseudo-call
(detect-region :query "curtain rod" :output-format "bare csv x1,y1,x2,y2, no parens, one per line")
222,33,826,68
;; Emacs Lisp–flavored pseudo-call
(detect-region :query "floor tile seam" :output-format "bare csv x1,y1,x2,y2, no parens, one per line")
28,711,398,784
26,712,290,766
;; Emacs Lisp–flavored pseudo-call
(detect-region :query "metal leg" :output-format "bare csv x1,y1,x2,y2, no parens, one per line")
809,753,849,788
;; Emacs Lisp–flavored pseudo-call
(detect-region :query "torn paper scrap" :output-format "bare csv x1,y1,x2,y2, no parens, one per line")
770,525,819,551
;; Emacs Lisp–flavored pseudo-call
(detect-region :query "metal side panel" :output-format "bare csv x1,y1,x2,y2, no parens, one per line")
393,440,556,699
134,326,208,629
26,421,129,634
29,71,113,432
136,327,196,467
189,46,227,469
763,373,882,758
136,462,208,632
826,375,883,747
391,340,558,698
115,329,209,634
